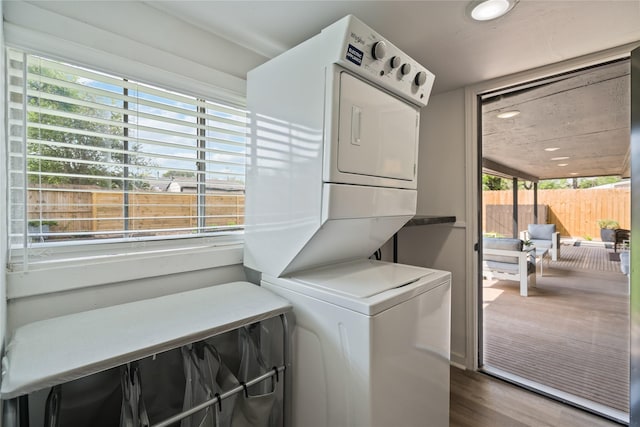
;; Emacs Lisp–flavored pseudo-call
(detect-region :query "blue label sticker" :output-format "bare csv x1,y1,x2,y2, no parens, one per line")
346,44,363,66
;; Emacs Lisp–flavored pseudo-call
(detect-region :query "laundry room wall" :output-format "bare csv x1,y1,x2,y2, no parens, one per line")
1,1,266,333
3,1,474,367
392,88,469,367
3,1,266,98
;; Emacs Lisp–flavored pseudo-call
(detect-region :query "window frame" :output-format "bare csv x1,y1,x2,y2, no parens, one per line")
6,235,244,298
5,48,248,297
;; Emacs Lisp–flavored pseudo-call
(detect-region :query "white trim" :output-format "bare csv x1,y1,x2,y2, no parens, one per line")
449,361,466,371
1,0,8,359
464,84,479,370
4,23,246,107
464,41,640,371
8,232,244,266
7,243,243,299
450,352,467,370
4,41,250,299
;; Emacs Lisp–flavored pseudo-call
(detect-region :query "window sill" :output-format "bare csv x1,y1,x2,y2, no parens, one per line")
7,236,244,299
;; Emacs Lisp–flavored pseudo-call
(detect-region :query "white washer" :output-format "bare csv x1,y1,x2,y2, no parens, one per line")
261,259,451,427
245,15,450,427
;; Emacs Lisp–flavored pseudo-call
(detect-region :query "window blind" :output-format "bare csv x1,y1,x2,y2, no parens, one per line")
7,49,247,265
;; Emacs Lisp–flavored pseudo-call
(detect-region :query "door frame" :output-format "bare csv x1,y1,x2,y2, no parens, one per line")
463,41,639,371
629,45,640,425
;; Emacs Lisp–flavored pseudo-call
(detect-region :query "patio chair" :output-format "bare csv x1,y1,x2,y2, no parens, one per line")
520,224,560,261
614,228,630,253
483,237,536,297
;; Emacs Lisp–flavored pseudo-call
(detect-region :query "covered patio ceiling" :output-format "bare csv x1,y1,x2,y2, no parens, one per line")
481,60,630,182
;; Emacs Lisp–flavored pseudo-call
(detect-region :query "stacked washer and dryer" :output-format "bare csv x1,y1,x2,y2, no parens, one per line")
244,15,451,427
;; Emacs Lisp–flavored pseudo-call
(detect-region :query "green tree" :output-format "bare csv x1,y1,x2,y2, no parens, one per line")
483,174,508,190
538,179,571,190
27,63,152,188
577,176,622,189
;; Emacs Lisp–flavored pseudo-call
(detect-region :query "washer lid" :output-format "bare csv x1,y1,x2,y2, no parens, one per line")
292,259,432,298
275,260,450,315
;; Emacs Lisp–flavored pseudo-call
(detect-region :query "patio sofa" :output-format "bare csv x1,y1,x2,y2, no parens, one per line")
520,224,560,261
483,237,536,297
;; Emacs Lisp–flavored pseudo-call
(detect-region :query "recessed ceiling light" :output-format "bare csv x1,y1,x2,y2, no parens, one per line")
551,156,570,161
497,110,520,119
545,147,560,152
570,172,579,175
469,0,515,21
557,163,569,167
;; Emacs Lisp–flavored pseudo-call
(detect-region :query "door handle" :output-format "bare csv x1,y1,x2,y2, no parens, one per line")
351,106,361,145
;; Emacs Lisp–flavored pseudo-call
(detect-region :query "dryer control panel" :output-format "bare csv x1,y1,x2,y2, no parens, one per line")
323,15,435,107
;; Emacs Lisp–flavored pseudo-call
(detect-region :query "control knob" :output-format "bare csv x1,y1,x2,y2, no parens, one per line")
414,71,428,86
372,41,387,60
401,63,412,76
390,56,402,69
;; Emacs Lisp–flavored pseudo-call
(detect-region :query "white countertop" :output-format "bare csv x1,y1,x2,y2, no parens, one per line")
1,282,291,399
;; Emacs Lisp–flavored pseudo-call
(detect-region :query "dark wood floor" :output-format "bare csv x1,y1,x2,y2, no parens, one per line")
450,368,621,427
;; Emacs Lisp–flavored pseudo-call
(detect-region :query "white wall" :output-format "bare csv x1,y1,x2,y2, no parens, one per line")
1,1,262,333
397,44,639,369
9,0,631,373
1,0,475,361
7,264,246,331
3,1,267,102
22,0,262,81
394,89,469,366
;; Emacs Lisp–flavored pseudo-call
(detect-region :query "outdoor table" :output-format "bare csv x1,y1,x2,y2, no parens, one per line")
533,247,549,276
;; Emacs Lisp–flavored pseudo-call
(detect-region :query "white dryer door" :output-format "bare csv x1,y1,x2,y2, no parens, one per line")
337,72,419,181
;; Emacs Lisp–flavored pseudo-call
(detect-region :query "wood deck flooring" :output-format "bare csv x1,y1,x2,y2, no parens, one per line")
482,243,629,414
548,242,622,273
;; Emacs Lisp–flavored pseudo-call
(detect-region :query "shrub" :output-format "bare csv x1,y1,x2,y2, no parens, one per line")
597,219,619,229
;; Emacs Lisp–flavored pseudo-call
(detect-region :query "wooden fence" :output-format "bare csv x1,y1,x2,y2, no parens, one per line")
485,205,548,237
483,188,631,239
28,189,244,237
29,187,630,240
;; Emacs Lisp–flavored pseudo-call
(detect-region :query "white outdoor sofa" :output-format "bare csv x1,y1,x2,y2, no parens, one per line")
483,237,537,297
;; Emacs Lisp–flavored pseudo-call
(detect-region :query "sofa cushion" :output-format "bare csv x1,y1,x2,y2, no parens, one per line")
530,239,552,249
483,238,523,264
484,260,536,275
528,224,556,241
484,260,519,273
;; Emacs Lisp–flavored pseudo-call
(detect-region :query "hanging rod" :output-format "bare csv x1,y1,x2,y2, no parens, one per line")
151,365,286,427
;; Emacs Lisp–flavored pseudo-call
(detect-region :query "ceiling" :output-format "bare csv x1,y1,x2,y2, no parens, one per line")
482,60,631,180
148,1,640,181
148,1,640,94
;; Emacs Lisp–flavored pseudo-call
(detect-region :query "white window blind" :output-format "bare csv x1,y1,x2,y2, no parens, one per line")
7,49,247,266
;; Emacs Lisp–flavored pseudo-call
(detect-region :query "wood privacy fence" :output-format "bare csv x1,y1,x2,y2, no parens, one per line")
28,189,244,237
485,205,548,237
483,188,631,239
